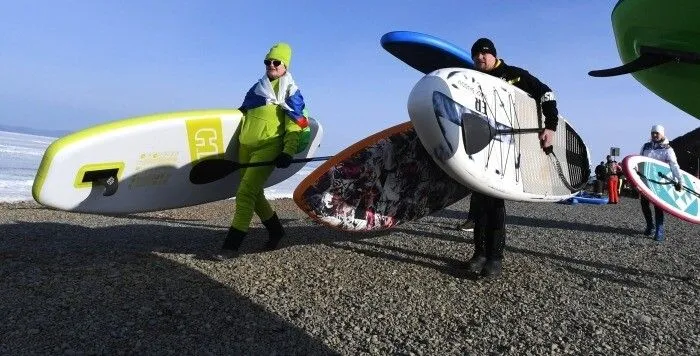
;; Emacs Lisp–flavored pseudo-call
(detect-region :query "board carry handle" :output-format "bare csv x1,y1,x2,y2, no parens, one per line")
81,168,120,197
189,156,333,185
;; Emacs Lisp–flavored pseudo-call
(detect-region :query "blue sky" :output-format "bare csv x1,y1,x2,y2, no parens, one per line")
1,1,697,163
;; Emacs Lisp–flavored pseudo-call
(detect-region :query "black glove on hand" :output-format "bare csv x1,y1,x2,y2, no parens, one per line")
674,182,682,192
274,153,293,168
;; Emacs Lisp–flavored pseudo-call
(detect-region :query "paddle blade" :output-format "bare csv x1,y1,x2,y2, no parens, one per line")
189,159,238,184
461,112,494,154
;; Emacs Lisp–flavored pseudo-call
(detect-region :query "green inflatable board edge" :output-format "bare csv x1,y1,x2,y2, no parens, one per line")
611,0,700,119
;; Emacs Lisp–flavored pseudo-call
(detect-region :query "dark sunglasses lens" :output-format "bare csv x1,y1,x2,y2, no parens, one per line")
264,60,282,67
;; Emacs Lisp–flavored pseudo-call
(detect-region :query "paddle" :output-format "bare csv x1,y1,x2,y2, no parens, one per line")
461,113,543,154
462,114,589,191
640,171,700,198
189,156,333,185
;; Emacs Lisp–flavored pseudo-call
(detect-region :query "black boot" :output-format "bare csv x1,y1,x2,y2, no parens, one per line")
482,228,505,278
261,212,285,251
214,227,247,260
640,197,654,236
465,225,487,274
222,227,247,251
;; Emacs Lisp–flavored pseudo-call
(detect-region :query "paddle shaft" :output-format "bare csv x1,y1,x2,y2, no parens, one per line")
239,155,333,169
495,128,543,135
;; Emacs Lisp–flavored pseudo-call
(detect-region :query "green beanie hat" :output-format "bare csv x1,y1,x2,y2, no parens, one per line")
265,42,292,68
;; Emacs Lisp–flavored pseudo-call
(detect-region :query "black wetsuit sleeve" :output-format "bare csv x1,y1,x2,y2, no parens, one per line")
517,68,559,130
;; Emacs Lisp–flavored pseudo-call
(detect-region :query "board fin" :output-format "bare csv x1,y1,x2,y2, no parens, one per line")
102,176,119,197
81,168,119,196
589,45,700,77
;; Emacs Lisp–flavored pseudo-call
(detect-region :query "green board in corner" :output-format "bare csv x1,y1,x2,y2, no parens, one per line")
589,0,700,120
32,110,323,214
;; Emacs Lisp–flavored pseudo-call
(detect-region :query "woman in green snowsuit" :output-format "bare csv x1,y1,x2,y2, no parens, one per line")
220,42,309,254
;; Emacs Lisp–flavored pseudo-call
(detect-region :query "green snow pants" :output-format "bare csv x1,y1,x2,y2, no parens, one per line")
230,141,281,231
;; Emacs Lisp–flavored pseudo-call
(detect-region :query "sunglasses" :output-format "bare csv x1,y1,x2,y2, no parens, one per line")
264,59,282,67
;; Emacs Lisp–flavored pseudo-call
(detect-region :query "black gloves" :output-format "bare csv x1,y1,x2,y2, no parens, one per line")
674,182,682,192
274,153,293,168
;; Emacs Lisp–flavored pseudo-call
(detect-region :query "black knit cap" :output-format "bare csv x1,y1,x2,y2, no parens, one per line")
471,38,497,57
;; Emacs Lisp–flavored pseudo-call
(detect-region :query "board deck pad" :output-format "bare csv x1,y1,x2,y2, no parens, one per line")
32,110,323,214
408,68,590,202
622,155,700,224
380,31,474,74
293,122,470,232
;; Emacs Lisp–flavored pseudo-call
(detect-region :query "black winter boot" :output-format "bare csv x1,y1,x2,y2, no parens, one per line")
222,227,247,251
213,227,247,261
482,228,506,278
465,225,487,274
261,212,285,251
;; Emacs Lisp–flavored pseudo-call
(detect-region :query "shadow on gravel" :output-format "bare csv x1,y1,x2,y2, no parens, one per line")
552,263,650,289
425,208,468,220
508,245,685,288
506,215,640,236
440,208,641,237
392,225,472,243
325,239,466,279
0,221,338,355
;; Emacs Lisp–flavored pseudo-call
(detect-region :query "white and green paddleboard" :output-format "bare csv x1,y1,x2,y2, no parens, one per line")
622,155,700,224
32,109,323,214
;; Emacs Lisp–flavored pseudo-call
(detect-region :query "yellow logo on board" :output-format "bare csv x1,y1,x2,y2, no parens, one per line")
185,118,224,162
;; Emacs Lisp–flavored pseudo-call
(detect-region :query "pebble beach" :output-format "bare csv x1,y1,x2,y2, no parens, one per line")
1,196,698,355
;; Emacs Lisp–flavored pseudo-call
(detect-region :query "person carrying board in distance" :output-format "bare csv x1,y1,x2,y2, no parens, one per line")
638,124,683,241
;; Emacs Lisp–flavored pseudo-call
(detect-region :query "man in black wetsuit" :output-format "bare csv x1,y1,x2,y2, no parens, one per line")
464,38,561,278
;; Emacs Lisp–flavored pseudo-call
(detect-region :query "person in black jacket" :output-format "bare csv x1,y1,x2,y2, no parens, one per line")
594,161,606,195
463,38,560,278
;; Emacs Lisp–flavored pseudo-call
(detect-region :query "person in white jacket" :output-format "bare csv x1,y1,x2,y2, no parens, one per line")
639,124,683,241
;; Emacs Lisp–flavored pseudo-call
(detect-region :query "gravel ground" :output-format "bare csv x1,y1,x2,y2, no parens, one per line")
1,196,698,355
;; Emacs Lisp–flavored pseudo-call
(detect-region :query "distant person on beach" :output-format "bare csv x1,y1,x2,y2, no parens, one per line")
617,165,626,196
462,37,561,279
594,161,606,195
638,124,683,242
605,156,621,204
217,42,309,258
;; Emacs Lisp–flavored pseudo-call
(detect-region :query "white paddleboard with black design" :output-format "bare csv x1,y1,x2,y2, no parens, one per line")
407,68,590,202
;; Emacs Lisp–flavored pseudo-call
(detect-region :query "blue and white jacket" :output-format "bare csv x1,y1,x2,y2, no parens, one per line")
640,139,682,183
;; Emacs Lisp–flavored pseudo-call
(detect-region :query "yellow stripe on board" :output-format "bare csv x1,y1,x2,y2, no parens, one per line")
185,118,226,162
